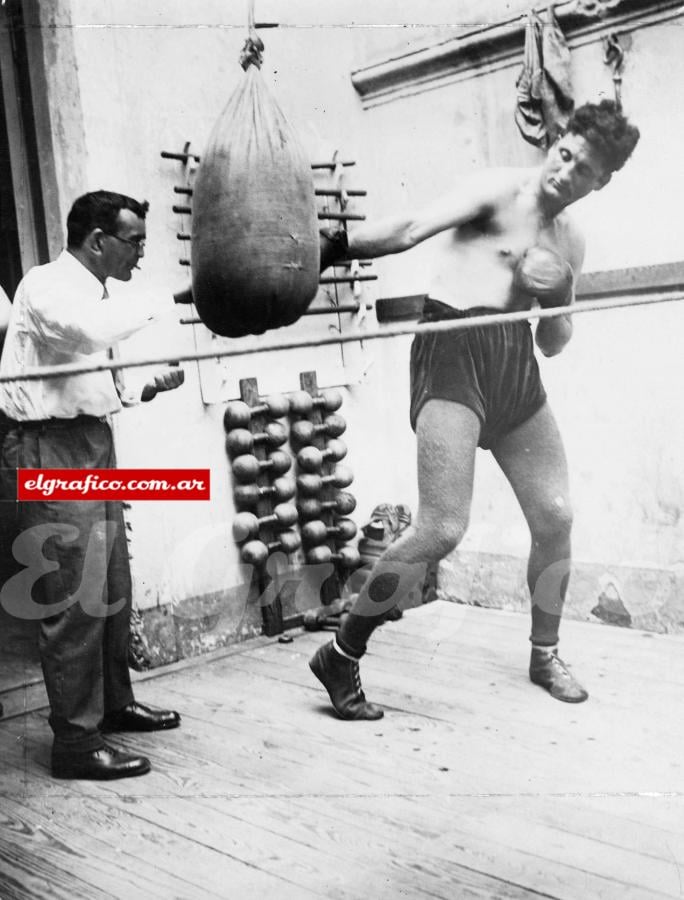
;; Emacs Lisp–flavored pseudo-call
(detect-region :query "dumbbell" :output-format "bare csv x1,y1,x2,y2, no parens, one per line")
223,394,290,431
302,610,342,630
301,518,357,545
232,503,299,542
305,545,361,567
225,422,288,457
297,491,357,520
297,439,347,473
232,451,291,484
288,389,343,417
290,414,346,445
240,531,302,566
296,466,353,496
302,598,352,630
233,476,295,509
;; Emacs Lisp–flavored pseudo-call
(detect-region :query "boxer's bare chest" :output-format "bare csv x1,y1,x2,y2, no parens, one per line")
428,181,573,310
470,192,567,263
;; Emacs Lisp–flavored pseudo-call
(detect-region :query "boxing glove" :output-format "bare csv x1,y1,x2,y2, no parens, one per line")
319,227,349,273
513,246,573,308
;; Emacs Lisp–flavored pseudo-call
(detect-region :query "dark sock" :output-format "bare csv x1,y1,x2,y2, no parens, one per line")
336,615,372,658
530,606,561,647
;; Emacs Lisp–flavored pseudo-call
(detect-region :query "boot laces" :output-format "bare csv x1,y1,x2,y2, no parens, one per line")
350,659,365,698
547,653,572,680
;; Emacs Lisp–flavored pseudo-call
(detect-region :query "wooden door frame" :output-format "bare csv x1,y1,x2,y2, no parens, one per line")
0,0,69,273
0,4,42,272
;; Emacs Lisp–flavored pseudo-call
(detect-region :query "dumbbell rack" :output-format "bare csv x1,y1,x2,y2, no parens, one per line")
293,371,358,609
226,377,299,636
224,371,361,636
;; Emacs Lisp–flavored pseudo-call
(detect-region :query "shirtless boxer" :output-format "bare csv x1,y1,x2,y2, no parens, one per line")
311,99,640,717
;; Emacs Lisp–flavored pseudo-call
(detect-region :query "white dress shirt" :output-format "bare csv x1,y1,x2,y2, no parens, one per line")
0,250,167,421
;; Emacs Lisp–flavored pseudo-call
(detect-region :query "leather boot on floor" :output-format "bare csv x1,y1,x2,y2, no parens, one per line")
529,647,588,703
309,640,384,720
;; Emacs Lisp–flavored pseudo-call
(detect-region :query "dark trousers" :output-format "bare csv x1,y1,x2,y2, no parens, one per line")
1,417,134,752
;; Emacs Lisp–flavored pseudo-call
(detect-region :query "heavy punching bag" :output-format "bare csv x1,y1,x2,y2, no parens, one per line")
191,29,320,338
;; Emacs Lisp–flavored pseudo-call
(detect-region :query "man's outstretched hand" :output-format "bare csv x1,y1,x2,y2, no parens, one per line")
141,366,185,402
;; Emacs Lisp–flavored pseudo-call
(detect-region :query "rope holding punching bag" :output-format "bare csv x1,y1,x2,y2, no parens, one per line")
191,6,320,337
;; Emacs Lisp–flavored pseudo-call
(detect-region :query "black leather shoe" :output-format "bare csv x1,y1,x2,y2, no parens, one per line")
309,640,384,720
529,648,589,703
52,744,151,780
102,701,181,733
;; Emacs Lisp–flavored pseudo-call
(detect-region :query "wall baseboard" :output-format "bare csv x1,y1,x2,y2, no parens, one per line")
438,550,684,634
125,548,684,674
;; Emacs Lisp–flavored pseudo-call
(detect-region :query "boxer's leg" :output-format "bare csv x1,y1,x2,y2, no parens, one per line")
310,399,480,719
492,402,587,702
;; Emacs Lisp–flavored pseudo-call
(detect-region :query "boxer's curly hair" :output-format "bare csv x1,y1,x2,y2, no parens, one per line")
566,99,640,174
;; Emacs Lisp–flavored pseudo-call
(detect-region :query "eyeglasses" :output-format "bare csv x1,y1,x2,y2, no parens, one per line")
105,233,146,251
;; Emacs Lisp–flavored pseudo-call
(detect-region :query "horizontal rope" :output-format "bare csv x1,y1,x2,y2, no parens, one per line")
0,289,682,385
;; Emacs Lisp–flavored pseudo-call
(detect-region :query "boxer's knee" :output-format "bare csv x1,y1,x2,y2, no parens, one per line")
530,494,573,546
414,513,468,561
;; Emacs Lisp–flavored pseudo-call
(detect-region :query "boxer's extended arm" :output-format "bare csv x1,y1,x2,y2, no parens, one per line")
347,170,518,259
535,226,585,357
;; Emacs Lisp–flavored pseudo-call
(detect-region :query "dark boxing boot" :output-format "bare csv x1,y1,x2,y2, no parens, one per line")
529,646,588,703
309,640,384,720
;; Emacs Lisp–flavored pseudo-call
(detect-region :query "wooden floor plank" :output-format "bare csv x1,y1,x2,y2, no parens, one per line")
90,794,441,900
132,651,684,895
1,602,683,899
291,794,677,900
0,793,306,900
0,721,395,899
0,737,326,899
0,849,110,900
376,603,684,685
0,798,170,900
198,792,594,900
77,655,674,829
219,641,684,796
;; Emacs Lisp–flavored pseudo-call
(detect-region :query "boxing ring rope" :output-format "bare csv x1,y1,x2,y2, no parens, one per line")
0,288,682,385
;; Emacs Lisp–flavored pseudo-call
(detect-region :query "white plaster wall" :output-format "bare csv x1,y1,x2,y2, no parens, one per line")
53,0,427,611
344,12,684,575
42,1,684,616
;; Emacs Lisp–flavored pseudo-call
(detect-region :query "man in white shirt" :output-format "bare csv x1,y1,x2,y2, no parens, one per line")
0,191,183,779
